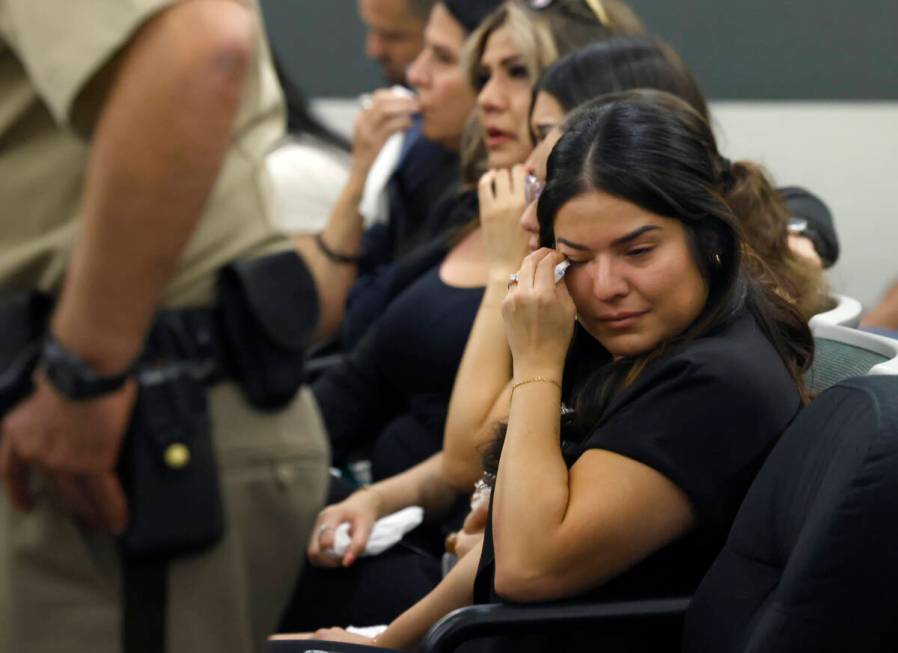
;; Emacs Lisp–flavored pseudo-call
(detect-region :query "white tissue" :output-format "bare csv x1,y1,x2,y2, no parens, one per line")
554,259,571,283
330,506,424,558
358,86,416,226
346,624,389,639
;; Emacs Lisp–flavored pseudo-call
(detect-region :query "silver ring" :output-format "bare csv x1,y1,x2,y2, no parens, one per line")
358,93,373,111
507,273,520,289
318,524,335,536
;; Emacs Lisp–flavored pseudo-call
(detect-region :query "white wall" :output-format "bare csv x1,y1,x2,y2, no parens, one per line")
711,102,898,309
314,99,898,309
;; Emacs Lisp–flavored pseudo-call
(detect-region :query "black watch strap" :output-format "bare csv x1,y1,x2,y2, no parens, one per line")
42,335,134,400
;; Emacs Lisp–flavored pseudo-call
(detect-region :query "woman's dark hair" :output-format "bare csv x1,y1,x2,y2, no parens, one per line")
533,36,709,123
483,90,814,476
271,49,350,152
533,39,830,321
542,90,813,424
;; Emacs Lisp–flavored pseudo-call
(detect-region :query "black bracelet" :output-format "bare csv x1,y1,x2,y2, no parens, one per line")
315,233,362,265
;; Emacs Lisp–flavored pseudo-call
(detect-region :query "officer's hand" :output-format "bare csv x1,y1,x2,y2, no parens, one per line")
0,371,136,533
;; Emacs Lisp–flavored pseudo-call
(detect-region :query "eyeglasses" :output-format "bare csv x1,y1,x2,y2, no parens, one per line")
525,174,545,204
520,0,609,26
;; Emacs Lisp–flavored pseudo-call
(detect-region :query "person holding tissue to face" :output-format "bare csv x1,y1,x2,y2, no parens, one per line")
296,0,503,340
281,0,635,635
280,90,814,652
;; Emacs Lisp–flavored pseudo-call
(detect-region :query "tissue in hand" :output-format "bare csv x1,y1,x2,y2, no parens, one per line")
330,506,424,557
358,86,417,225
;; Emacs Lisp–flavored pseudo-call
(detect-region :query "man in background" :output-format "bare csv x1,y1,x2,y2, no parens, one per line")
358,0,435,85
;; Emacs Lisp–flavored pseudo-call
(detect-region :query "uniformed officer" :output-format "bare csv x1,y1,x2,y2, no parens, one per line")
0,1,329,652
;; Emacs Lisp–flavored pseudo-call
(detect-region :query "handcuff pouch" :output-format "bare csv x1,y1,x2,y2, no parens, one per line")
119,363,223,560
217,251,319,411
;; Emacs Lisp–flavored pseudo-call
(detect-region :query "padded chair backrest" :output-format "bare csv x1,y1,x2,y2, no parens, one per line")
808,293,863,329
683,376,898,653
805,322,898,395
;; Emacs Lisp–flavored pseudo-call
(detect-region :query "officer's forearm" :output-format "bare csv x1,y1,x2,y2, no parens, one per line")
52,2,256,374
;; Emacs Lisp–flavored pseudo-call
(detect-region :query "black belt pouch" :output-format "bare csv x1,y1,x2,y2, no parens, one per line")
218,251,319,411
119,366,224,560
0,290,51,418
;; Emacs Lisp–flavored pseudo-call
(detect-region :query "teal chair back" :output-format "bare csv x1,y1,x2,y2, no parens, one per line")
807,322,898,395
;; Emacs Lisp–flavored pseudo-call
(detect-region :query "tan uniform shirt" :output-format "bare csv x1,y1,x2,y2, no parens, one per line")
0,0,289,307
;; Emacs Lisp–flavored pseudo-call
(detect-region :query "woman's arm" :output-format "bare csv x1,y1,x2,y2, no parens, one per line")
295,90,419,340
492,250,695,602
294,173,367,340
376,539,483,649
493,440,694,602
372,452,460,521
303,539,482,649
441,278,513,488
309,452,459,568
442,167,530,488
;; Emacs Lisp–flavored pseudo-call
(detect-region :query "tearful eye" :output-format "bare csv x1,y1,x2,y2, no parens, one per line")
627,246,654,258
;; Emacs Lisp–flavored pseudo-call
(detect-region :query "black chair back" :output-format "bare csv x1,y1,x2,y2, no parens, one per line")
683,376,898,652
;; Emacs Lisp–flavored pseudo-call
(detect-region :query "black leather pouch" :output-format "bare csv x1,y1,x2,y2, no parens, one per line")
119,365,224,560
218,251,319,411
0,291,51,418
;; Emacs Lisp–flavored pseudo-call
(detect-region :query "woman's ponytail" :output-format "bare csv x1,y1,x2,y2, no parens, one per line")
721,159,831,321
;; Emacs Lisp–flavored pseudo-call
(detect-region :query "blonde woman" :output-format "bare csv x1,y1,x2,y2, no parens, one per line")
296,91,810,650
289,0,641,634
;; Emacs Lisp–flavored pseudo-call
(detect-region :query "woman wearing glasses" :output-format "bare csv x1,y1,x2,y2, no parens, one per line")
299,90,810,650
295,35,706,643
447,36,833,492
284,0,640,634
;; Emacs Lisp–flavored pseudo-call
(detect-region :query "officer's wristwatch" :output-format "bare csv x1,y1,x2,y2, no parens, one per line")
42,334,133,400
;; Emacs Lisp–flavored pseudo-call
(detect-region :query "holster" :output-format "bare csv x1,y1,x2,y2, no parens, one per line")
120,250,319,558
118,360,223,560
0,250,320,562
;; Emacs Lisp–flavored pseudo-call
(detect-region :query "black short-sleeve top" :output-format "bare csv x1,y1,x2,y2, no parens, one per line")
474,311,802,605
314,264,484,479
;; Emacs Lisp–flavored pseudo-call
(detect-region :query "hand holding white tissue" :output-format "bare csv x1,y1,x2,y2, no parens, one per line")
330,506,424,558
357,86,417,225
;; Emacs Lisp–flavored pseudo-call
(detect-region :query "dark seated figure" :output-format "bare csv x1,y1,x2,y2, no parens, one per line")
473,311,802,651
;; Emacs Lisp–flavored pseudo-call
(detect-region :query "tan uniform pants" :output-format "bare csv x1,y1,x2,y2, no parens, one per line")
0,384,329,653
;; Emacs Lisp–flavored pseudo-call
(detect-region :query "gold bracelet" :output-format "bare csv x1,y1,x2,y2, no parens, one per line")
511,376,561,394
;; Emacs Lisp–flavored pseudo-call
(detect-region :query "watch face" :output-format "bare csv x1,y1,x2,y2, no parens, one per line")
42,337,129,400
787,217,809,234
